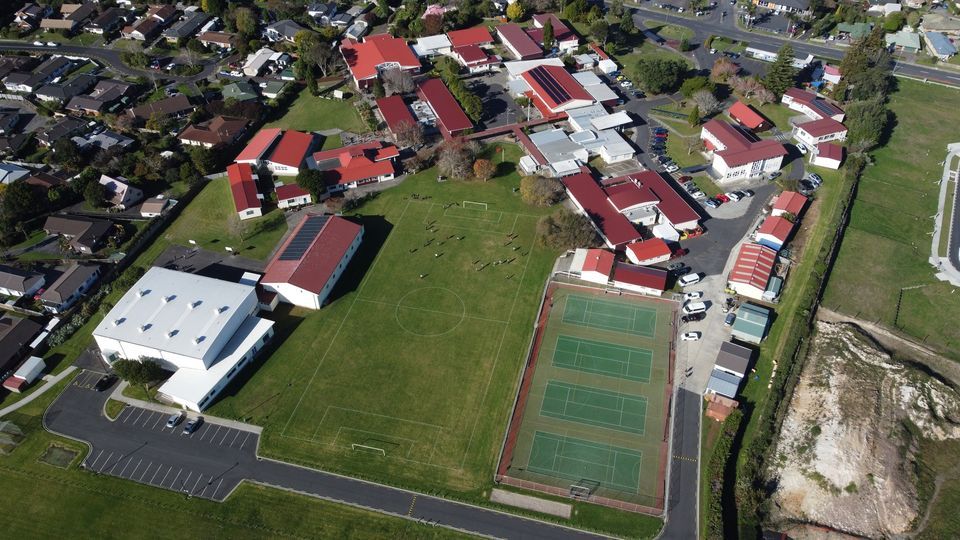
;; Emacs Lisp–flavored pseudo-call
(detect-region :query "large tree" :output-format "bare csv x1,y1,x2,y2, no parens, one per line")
692,89,722,115
844,96,890,152
382,68,415,95
543,18,555,51
506,1,525,21
536,210,598,250
620,10,636,35
393,119,424,148
296,168,326,198
520,176,565,206
84,180,109,208
436,139,479,179
590,19,609,45
836,26,892,102
112,358,168,390
762,44,797,98
635,58,687,94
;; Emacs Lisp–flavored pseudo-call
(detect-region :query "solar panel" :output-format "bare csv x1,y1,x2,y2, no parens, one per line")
278,215,330,261
529,66,570,106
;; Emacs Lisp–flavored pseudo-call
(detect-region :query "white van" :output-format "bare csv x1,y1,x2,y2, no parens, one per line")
678,273,701,287
683,301,707,315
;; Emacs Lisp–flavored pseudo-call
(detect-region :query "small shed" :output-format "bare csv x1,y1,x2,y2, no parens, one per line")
731,303,771,344
2,356,45,393
705,368,743,399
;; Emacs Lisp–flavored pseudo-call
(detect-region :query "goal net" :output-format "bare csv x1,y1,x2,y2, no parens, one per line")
351,443,386,456
569,479,600,499
463,201,489,211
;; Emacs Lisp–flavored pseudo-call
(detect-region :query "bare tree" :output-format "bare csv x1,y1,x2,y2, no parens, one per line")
393,119,424,148
710,57,740,83
755,86,776,104
382,68,415,96
436,139,479,179
692,89,722,115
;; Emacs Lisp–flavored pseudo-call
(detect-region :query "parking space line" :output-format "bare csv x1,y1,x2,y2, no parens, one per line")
218,428,232,446
118,457,134,476
198,479,211,498
99,452,115,472
127,459,143,479
212,478,224,499
151,413,165,430
190,474,203,494
239,432,251,450
168,468,183,489
198,426,211,441
131,409,146,425
150,464,164,484
138,461,154,481
159,465,173,486
119,408,134,423
229,430,241,447
88,449,104,469
180,471,193,491
140,412,157,427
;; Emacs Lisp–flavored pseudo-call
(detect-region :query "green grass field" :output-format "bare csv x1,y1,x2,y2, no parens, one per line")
0,379,468,539
265,88,367,133
502,285,673,510
822,79,960,359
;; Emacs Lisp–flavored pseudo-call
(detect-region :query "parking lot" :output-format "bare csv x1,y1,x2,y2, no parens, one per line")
466,71,524,129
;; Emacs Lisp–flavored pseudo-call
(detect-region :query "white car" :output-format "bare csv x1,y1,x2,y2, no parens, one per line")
726,191,742,202
666,164,680,173
681,332,701,341
684,291,703,301
46,42,58,47
678,273,701,287
32,41,43,46
620,80,633,88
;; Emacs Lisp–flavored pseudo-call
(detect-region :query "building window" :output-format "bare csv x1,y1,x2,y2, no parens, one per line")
199,397,208,407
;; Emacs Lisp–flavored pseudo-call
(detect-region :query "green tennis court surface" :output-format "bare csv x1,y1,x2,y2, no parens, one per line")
527,431,643,492
562,295,657,337
540,381,647,435
553,335,652,383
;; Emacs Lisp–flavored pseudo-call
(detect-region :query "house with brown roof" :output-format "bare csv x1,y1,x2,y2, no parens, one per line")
127,94,192,122
43,215,114,254
198,31,236,49
140,196,173,217
122,17,162,41
87,7,128,35
178,116,248,149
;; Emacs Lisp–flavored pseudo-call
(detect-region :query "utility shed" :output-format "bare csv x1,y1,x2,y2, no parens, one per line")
731,302,772,344
714,341,753,379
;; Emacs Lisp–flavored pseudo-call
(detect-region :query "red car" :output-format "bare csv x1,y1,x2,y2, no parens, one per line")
715,193,730,203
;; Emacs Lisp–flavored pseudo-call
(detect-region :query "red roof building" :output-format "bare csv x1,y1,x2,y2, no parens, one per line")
446,26,494,48
226,163,261,219
520,65,593,114
531,13,578,51
728,243,777,300
771,191,807,218
562,172,642,249
727,101,770,131
276,184,312,209
340,34,421,90
812,142,844,169
793,117,847,147
452,45,499,72
610,171,702,231
376,95,417,139
625,239,672,266
782,88,845,122
605,182,659,212
577,248,615,284
266,130,314,174
261,214,364,309
417,78,473,139
235,128,283,165
756,216,794,250
496,24,542,60
310,140,399,191
610,262,667,295
589,42,610,60
701,119,787,182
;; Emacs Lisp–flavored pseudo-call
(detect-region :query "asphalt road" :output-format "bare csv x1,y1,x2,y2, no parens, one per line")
950,155,960,271
44,370,607,540
0,41,221,83
660,388,702,539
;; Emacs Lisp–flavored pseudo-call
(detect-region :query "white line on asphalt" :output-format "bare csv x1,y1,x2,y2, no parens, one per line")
138,461,154,481
88,449,104,469
190,474,203,494
239,432,251,450
151,413,165,429
159,465,173,486
218,428,232,446
229,430,241,447
99,452,115,472
118,457,134,476
207,425,223,442
169,468,183,489
131,409,146,425
140,412,156,427
150,463,164,484
198,479,211,498
181,471,193,491
198,426,213,441
127,459,142,479
120,409,134,423
212,478,224,499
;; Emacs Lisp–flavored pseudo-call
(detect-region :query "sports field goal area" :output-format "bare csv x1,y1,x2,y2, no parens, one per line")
497,282,676,514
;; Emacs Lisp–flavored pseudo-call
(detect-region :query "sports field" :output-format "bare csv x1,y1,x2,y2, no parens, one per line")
498,284,675,511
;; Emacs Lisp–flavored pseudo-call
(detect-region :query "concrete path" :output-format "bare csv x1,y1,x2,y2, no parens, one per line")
929,144,960,286
0,365,76,417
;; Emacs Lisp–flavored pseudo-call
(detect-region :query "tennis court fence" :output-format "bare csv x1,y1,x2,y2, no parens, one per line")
494,475,665,515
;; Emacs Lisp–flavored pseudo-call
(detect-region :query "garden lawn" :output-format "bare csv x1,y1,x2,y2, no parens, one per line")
643,21,694,41
822,78,960,359
265,88,367,133
666,134,708,169
162,176,288,261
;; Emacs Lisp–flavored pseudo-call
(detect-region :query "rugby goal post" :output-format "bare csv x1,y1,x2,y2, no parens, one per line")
351,443,386,456
462,201,489,211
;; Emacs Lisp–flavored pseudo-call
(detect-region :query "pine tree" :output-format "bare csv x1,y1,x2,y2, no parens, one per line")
688,104,701,127
763,44,797,98
543,18,554,51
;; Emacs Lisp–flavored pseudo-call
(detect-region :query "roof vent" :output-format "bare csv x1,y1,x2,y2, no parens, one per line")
162,295,174,303
193,335,204,345
112,318,122,327
138,325,148,333
216,306,227,314
190,300,201,309
136,289,146,298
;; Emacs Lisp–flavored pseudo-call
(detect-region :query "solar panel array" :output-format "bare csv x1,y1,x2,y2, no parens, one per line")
279,214,330,261
528,66,570,105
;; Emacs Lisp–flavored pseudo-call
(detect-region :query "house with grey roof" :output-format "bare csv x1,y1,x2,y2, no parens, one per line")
308,2,338,24
265,20,308,43
162,10,210,42
0,316,42,373
35,73,97,102
87,7,129,35
924,31,957,60
40,263,101,314
35,117,85,147
885,29,922,53
0,265,45,298
714,341,753,379
43,215,114,253
3,56,73,93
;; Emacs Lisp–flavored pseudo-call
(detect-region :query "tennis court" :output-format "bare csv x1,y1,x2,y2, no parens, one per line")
527,431,643,492
553,335,653,383
540,381,647,435
562,295,657,337
498,283,675,512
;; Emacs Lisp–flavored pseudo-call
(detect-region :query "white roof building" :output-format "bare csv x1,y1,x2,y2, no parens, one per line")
412,34,452,57
243,48,278,77
503,58,565,77
571,71,618,104
93,267,275,411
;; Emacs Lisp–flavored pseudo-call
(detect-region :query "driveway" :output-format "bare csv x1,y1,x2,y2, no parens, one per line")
43,370,606,539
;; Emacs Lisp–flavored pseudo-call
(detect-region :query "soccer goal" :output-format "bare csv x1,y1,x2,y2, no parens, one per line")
463,201,489,211
351,443,387,456
569,479,600,499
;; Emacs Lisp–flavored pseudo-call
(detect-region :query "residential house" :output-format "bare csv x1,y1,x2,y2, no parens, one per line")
276,184,313,209
71,129,135,152
0,316,42,374
87,7,128,35
308,2,338,24
924,31,957,60
140,196,173,217
40,2,97,33
35,117,84,147
781,88,845,121
241,48,289,77
15,3,50,30
127,94,192,123
530,13,579,53
162,10,210,43
40,263,101,314
0,265,45,298
266,20,308,43
146,4,178,25
885,29,922,53
99,174,143,210
0,109,19,135
227,162,262,220
122,17,162,41
920,13,960,38
345,21,369,41
308,140,399,192
836,22,874,40
222,80,259,101
700,119,787,182
43,215,114,254
65,79,135,115
340,34,421,90
0,163,29,184
178,116,248,149
3,56,73,93
24,171,67,190
197,31,236,49
260,80,287,99
0,134,30,156
35,73,97,102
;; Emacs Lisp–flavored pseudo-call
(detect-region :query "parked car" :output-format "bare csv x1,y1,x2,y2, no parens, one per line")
620,81,633,88
46,42,58,47
678,273,701,287
183,417,204,435
798,179,817,194
666,164,680,173
668,262,686,272
726,191,742,202
692,191,707,200
724,312,737,326
681,312,707,323
715,193,730,203
768,171,781,180
94,375,116,392
797,144,808,155
681,331,702,341
166,411,186,428
807,173,823,185
32,41,43,46
685,291,703,300
742,189,755,197
704,198,720,208
683,301,707,314
653,127,668,134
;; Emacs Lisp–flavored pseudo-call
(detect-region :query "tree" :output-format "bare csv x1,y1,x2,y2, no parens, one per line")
189,146,217,176
84,179,109,208
202,0,226,16
382,68,415,95
543,18,555,51
375,0,390,20
836,27,892,102
473,159,496,181
687,104,701,126
620,10,636,35
423,13,444,35
635,58,687,94
883,11,904,32
506,1,526,21
906,11,921,29
520,176,565,206
436,139,478,179
609,0,624,18
710,57,740,82
296,168,326,198
234,7,258,38
679,37,692,52
460,92,483,122
680,75,714,98
1,181,44,226
755,86,776,104
146,111,172,133
393,119,424,148
536,209,598,250
692,89,722,115
763,44,797,98
590,19,609,45
112,358,168,391
844,96,890,152
372,78,386,98
51,138,82,171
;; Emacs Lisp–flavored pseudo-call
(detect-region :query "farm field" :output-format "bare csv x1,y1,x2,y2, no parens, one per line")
822,79,960,359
